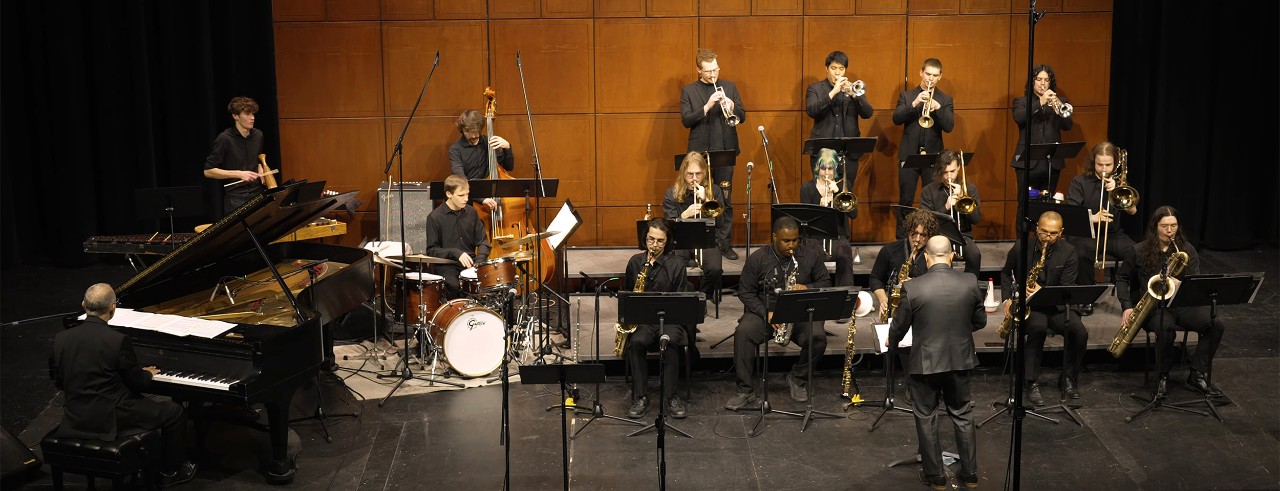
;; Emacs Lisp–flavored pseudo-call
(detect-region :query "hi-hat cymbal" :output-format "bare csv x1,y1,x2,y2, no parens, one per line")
499,250,534,262
499,231,557,249
385,254,458,265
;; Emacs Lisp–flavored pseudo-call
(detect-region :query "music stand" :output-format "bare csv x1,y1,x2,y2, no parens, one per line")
902,153,938,172
672,150,737,172
1127,274,1258,423
1015,141,1085,196
1028,285,1107,426
771,204,841,241
764,288,852,432
1027,202,1092,238
135,186,204,247
520,363,605,491
804,136,877,181
868,321,916,431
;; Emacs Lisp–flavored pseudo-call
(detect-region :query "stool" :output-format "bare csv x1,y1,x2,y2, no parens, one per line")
41,427,162,490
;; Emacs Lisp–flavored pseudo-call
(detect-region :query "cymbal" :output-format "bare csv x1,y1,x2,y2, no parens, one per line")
499,250,534,262
385,254,458,265
499,231,557,249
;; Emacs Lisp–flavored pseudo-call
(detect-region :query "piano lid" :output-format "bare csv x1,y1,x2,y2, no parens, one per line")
117,182,358,297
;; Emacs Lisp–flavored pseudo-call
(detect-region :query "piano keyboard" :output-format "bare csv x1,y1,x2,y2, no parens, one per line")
152,370,241,391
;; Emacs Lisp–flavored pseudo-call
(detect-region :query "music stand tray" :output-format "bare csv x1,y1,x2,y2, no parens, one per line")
804,136,877,156
617,293,703,442
520,363,605,490
771,204,841,241
467,178,560,200
673,150,737,171
1017,141,1085,161
1027,202,1094,239
902,153,938,170
659,219,717,252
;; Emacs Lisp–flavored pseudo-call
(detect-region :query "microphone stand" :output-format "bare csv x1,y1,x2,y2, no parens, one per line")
556,276,643,437
376,51,462,406
758,127,780,204
745,162,754,259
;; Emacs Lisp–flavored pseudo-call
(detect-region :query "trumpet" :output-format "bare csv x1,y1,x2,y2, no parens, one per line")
1045,91,1073,118
919,81,936,129
1110,149,1138,209
840,77,866,97
952,151,978,215
714,83,739,127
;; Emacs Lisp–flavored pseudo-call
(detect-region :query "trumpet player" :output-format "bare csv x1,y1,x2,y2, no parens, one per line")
1065,142,1137,316
799,149,856,287
920,150,983,276
724,217,831,410
680,49,745,260
623,218,690,419
893,58,954,239
1116,206,1223,399
805,51,874,180
999,211,1087,405
1012,64,1074,198
663,152,725,305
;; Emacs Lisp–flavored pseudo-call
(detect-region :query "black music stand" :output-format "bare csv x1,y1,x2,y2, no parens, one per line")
1015,141,1085,197
1127,274,1258,423
520,363,605,491
1031,285,1107,425
771,204,841,242
804,136,877,180
665,218,719,322
902,153,938,172
135,186,204,242
1027,202,1092,238
768,288,852,432
868,320,916,431
672,150,737,172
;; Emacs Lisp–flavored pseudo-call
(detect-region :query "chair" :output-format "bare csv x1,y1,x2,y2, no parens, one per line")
626,339,692,401
41,427,162,490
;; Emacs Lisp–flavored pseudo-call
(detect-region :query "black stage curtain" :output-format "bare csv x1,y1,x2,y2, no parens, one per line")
1,1,277,268
1108,1,1279,250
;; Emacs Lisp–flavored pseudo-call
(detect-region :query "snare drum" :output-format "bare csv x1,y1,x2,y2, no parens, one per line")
459,268,481,295
429,299,506,377
396,272,445,325
475,258,519,292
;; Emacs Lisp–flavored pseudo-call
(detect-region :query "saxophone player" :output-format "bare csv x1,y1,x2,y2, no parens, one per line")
999,211,1087,405
870,209,938,322
623,219,690,419
919,149,983,276
1116,206,1224,398
799,149,857,287
723,217,832,409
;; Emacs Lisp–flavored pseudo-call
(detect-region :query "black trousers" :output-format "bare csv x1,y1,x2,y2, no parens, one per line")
711,165,734,245
673,247,722,301
1023,308,1088,382
1014,161,1062,199
733,314,825,392
896,162,929,239
1142,305,1225,375
956,235,982,277
1066,233,1136,286
625,324,687,401
432,264,467,300
907,370,977,480
805,238,853,288
116,396,187,471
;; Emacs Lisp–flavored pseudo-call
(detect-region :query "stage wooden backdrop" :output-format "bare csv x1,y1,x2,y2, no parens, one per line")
271,0,1111,247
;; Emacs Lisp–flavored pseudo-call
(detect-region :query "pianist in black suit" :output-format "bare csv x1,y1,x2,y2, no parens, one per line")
50,283,198,486
425,174,492,298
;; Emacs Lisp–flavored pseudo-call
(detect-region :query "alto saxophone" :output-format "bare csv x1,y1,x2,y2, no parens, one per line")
998,242,1048,340
879,246,918,324
772,256,800,346
841,315,861,406
614,251,653,357
1108,245,1190,358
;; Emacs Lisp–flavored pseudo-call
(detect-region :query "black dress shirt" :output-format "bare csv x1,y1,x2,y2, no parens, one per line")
680,80,745,155
799,178,858,233
805,79,874,159
1065,173,1127,235
425,204,491,263
1000,239,1079,313
1011,95,1073,170
624,251,687,293
738,245,832,321
892,86,955,161
204,126,265,201
869,239,929,292
919,181,982,235
1115,240,1202,311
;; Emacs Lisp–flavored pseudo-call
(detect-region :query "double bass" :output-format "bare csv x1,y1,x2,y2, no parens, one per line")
475,87,557,285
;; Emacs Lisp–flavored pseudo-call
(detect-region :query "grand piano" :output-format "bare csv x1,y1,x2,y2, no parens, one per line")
111,182,374,484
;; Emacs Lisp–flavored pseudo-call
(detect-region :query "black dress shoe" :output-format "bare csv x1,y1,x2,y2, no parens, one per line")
1078,303,1094,316
920,470,947,490
627,397,649,419
158,461,199,488
1027,381,1045,407
668,396,688,419
1059,376,1081,400
1186,370,1223,397
722,245,739,260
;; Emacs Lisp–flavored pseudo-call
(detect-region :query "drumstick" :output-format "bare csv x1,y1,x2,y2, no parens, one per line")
224,169,280,188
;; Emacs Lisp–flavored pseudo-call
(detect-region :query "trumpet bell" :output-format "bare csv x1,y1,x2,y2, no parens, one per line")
854,291,875,318
725,114,740,127
918,115,934,129
850,80,866,97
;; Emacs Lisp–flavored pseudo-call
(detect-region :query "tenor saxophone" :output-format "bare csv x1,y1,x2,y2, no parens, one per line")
998,242,1048,340
772,256,800,346
879,246,918,324
613,251,653,357
1108,245,1189,358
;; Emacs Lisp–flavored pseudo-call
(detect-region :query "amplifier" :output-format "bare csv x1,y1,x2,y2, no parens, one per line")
378,181,434,254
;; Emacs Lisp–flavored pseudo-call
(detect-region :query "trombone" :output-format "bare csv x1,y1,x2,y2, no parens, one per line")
693,183,721,267
714,83,739,127
952,151,978,215
1110,149,1138,209
919,80,936,129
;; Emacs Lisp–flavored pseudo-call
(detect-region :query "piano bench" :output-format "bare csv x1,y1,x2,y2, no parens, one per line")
41,427,162,491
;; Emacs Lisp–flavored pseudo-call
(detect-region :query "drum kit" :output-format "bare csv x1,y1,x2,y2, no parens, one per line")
359,232,559,379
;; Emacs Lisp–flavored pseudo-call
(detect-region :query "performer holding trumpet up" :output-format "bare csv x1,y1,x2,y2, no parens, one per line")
1065,141,1137,316
800,149,856,287
920,149,983,276
680,49,745,260
1012,64,1074,197
805,50,873,182
893,59,954,239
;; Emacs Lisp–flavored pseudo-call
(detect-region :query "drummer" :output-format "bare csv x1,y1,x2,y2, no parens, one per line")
425,175,491,298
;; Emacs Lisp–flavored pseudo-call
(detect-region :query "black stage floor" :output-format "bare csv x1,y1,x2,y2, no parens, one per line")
2,247,1277,490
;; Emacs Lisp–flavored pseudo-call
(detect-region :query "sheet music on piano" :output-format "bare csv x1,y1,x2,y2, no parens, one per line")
82,308,236,338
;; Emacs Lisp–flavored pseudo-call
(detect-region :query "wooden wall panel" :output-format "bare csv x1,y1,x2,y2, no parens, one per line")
908,0,959,15
382,0,436,20
492,114,597,207
754,0,803,15
700,17,804,112
850,113,903,205
596,0,646,17
275,23,384,118
1062,0,1111,12
490,20,594,114
1054,105,1107,189
383,22,489,117
908,15,1010,110
383,116,458,184
1010,13,1111,107
434,0,486,19
597,207,646,246
274,0,326,21
972,200,1009,240
648,0,697,17
803,16,907,112
489,0,541,18
595,114,689,206
543,0,593,17
327,0,381,20
736,111,804,205
950,109,1010,202
595,18,697,113
858,0,906,14
804,0,856,15
961,0,1010,15
700,0,752,16
849,202,897,242
279,118,387,212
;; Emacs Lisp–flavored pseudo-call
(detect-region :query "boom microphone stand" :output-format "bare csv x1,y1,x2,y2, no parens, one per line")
552,275,643,437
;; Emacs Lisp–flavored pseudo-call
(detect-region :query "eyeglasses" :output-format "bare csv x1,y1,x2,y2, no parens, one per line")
646,237,667,245
700,68,721,74
1037,228,1063,238
908,231,929,239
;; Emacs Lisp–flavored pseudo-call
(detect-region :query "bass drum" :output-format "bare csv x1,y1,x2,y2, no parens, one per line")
428,299,506,378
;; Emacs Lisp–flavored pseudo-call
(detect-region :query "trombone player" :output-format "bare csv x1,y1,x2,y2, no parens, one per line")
663,152,725,307
893,58,954,239
1065,141,1137,315
920,149,983,276
680,49,745,260
800,149,857,287
805,50,874,181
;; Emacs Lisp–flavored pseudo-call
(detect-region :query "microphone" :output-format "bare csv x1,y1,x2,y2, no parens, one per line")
757,126,769,146
433,50,440,68
659,333,671,352
516,50,522,67
578,271,598,291
746,161,754,172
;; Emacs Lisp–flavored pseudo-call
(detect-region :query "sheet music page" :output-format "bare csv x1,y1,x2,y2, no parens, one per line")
546,201,581,250
104,308,233,338
874,321,912,354
170,317,236,339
